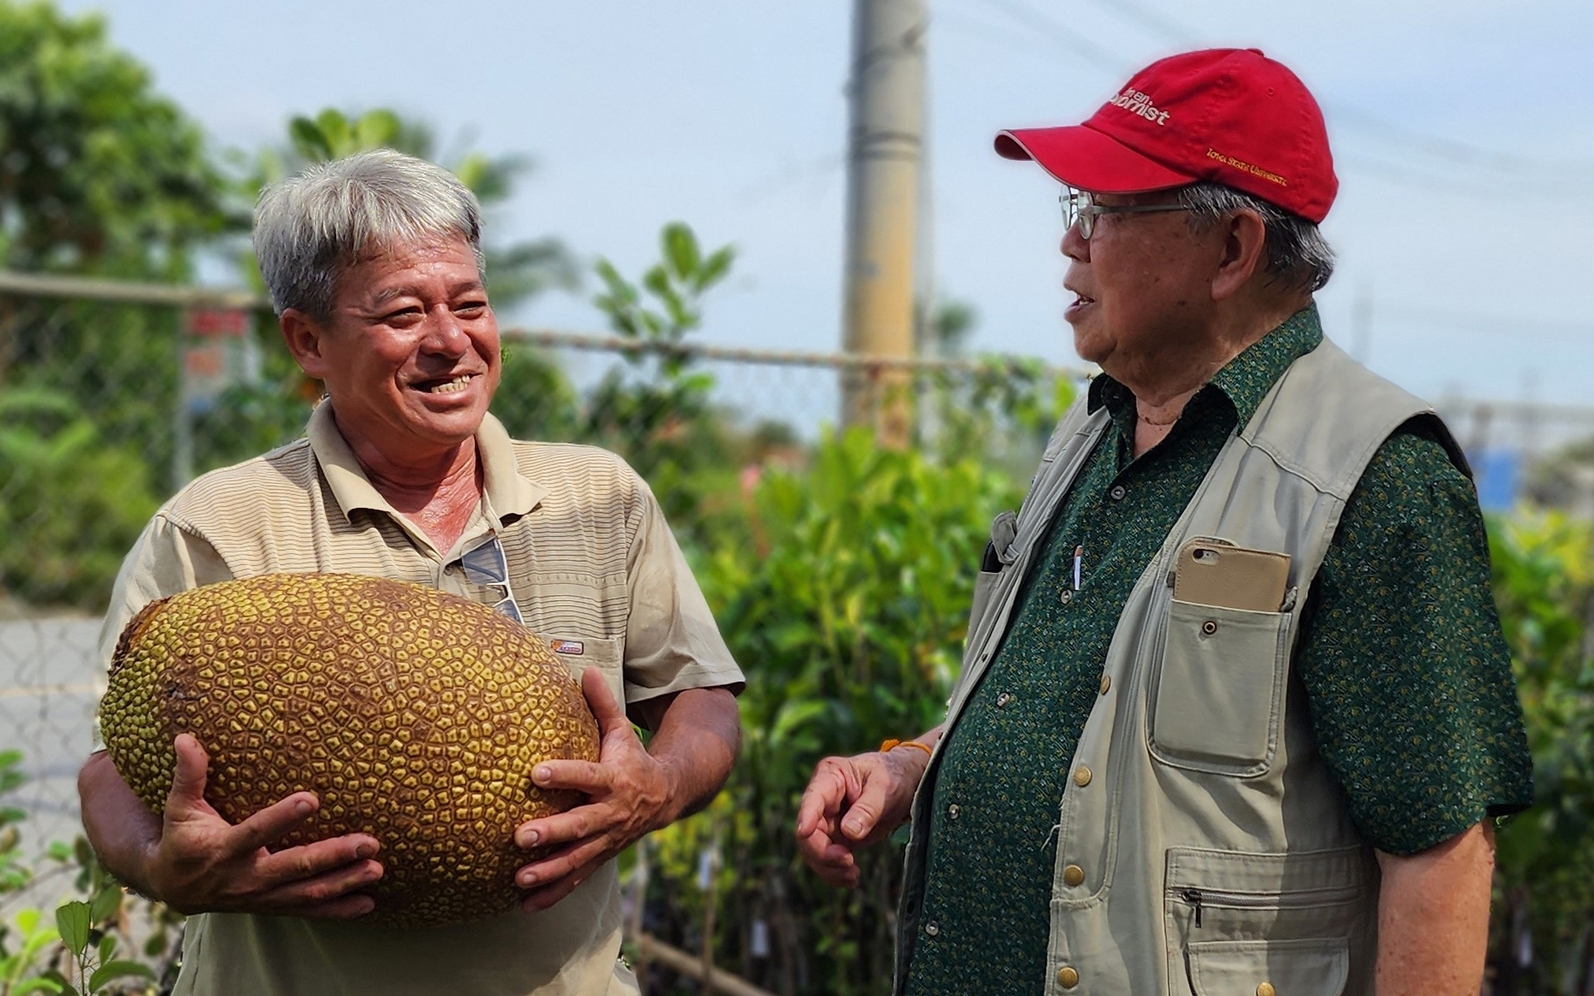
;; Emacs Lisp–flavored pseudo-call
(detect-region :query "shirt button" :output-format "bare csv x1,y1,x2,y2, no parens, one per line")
1073,766,1093,788
1099,674,1111,695
1062,864,1085,887
948,804,960,820
1058,589,1073,605
1110,484,1127,501
924,921,940,937
1057,966,1080,989
996,691,1012,708
1256,985,1276,996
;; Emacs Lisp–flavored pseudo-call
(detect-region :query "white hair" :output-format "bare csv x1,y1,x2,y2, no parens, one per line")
253,149,485,319
1177,182,1336,293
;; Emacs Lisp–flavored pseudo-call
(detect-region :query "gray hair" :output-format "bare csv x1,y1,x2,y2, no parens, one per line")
253,149,485,319
1176,182,1335,293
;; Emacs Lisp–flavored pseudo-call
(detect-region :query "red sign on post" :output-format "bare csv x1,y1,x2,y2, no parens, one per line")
184,308,250,338
181,307,255,412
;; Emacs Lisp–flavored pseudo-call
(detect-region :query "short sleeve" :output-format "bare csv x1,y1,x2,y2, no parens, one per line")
1297,424,1533,855
620,479,744,710
97,513,233,672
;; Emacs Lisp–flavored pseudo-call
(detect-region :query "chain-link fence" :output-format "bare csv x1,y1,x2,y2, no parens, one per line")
5,272,1594,993
4,272,1594,832
0,274,1086,981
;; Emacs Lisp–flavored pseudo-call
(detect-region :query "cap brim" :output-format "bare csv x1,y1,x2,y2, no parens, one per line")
995,126,1194,193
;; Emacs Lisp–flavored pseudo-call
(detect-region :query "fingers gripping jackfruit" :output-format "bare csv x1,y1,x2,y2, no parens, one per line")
99,573,601,927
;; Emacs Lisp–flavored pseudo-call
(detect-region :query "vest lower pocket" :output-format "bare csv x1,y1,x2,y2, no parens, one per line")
1163,845,1371,996
1150,599,1289,775
1186,938,1349,996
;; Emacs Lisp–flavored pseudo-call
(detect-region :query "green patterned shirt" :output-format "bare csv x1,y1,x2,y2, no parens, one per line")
903,306,1533,996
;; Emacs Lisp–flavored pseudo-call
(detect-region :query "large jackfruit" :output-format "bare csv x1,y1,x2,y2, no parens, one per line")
99,572,601,927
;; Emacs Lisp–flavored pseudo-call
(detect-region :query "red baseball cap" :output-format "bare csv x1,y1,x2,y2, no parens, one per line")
995,48,1337,223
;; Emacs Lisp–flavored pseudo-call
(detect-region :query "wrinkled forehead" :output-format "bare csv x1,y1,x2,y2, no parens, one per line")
332,233,485,300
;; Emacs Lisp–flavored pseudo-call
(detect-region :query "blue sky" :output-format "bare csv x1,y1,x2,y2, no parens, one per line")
62,0,1594,412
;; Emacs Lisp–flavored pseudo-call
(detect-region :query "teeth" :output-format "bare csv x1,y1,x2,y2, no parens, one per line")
425,375,472,394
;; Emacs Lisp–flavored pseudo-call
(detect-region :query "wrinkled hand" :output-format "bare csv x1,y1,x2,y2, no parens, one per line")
794,749,924,889
145,734,383,918
513,668,678,912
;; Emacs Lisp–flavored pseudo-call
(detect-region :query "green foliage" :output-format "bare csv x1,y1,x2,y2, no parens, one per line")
1487,511,1594,995
0,1,235,278
0,752,173,996
244,107,578,309
645,428,1022,994
0,387,161,608
0,1,233,610
920,355,1076,471
584,223,745,541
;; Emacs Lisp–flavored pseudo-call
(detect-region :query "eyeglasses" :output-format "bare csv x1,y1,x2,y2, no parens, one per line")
459,534,524,625
1060,187,1192,240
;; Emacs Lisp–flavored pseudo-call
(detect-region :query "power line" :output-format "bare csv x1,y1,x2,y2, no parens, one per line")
978,0,1129,74
1067,0,1594,180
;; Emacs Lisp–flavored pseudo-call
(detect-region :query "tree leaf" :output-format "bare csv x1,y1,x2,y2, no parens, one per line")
54,901,90,957
287,116,331,162
662,222,701,281
88,886,120,926
88,959,155,992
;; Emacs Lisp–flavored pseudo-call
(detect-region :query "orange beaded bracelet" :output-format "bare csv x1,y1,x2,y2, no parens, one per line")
880,738,934,757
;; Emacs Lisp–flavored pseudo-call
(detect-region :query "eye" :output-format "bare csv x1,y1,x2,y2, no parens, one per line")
454,299,489,317
381,306,423,325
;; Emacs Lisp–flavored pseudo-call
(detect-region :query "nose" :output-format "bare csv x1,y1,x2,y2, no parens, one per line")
420,305,471,355
1062,222,1090,262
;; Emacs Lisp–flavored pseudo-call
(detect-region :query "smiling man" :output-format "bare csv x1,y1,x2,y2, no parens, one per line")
797,49,1531,996
78,149,743,996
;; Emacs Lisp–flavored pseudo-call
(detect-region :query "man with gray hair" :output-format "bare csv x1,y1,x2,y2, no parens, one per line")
798,49,1531,995
79,149,744,995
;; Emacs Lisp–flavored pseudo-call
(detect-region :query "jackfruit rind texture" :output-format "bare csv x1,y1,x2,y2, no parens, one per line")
100,572,602,927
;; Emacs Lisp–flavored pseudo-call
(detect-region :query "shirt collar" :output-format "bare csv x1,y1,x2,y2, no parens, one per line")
306,404,547,525
1086,303,1324,429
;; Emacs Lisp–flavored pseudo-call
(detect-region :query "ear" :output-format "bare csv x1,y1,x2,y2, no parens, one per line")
280,308,333,380
1210,208,1269,303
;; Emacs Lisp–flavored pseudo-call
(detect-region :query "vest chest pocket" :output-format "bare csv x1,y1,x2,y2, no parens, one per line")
1150,599,1290,775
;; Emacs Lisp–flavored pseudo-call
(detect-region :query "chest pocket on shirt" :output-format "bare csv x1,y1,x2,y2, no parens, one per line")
543,633,624,707
1149,599,1291,776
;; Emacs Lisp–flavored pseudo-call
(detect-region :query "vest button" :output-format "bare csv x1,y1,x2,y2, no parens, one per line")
1059,589,1073,605
948,804,960,820
1201,619,1218,636
996,691,1012,708
1099,674,1111,695
1062,864,1085,887
1256,984,1276,996
1110,484,1127,501
1073,766,1093,788
1057,966,1080,989
924,921,939,937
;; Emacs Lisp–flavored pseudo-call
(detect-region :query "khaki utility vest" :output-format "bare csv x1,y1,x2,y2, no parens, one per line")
895,338,1467,996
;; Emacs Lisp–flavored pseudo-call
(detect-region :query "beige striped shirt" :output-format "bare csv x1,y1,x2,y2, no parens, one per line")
100,403,743,996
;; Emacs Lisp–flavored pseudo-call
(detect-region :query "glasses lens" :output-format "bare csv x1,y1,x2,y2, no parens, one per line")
492,596,524,625
460,536,509,586
1063,188,1096,239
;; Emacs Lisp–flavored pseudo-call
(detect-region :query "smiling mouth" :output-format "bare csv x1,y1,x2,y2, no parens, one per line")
416,374,475,394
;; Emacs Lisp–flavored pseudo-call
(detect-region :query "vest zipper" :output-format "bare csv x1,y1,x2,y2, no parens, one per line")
1175,883,1363,928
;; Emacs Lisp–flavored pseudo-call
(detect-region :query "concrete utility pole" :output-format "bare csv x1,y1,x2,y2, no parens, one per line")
840,0,926,447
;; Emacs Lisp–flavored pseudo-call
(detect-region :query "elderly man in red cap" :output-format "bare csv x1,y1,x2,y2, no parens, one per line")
796,49,1531,996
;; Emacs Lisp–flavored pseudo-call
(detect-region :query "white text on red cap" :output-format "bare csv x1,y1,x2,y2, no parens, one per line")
1107,88,1170,126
